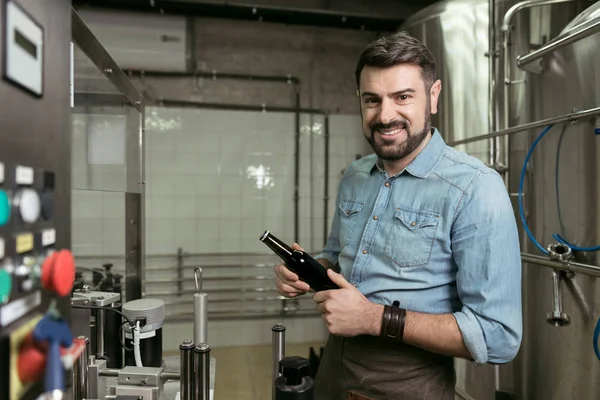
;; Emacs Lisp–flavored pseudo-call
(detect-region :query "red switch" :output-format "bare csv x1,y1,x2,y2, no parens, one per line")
41,250,75,297
17,333,46,384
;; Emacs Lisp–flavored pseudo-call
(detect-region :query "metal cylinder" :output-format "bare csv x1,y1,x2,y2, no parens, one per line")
72,336,89,400
179,340,195,400
104,302,123,368
193,343,210,400
96,309,105,359
547,270,570,326
272,324,286,400
193,293,208,345
122,299,166,368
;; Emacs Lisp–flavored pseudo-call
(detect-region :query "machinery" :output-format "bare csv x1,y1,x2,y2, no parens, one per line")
401,1,600,399
69,267,315,400
0,1,81,400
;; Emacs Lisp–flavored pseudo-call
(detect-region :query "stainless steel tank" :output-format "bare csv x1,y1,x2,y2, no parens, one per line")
515,2,600,399
401,1,595,399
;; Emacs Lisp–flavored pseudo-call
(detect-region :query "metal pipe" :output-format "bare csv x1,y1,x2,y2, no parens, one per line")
294,86,301,243
161,372,182,381
146,275,274,284
177,247,184,297
488,0,498,168
193,293,208,345
194,268,208,345
96,309,105,359
448,106,600,147
499,0,581,151
123,69,300,84
180,340,195,400
521,252,600,277
323,114,330,247
517,18,600,70
546,269,570,326
72,336,89,400
193,344,211,400
166,311,319,323
148,287,279,296
75,249,325,259
272,324,286,400
99,368,181,380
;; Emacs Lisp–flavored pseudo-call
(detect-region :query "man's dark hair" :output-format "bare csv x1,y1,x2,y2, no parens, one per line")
354,31,437,90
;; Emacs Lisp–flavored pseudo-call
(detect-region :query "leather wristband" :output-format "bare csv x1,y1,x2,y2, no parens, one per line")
380,300,406,342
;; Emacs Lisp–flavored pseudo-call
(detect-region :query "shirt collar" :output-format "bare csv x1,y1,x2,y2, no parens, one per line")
369,128,446,179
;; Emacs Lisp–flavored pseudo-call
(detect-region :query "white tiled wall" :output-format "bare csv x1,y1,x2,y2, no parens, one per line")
71,105,372,349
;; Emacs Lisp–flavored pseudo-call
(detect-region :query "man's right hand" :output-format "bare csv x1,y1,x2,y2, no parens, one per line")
274,242,311,298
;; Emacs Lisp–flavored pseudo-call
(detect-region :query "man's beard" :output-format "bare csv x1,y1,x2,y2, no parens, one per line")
365,104,432,161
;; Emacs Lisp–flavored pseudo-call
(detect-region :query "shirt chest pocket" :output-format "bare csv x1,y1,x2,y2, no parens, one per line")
339,200,365,247
385,207,440,268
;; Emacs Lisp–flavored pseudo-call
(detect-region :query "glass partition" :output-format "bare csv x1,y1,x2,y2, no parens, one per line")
70,11,145,302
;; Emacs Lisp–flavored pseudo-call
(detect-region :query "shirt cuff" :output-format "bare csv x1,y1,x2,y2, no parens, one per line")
453,308,488,364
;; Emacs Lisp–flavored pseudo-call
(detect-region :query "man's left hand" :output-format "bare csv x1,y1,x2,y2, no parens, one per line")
313,269,381,337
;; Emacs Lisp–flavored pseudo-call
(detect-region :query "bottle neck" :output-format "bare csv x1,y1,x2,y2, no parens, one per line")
262,233,293,257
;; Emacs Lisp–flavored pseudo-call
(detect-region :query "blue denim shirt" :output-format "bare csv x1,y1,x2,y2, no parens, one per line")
315,128,522,364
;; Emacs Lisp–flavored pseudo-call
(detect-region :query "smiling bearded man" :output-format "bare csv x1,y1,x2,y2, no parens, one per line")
272,31,523,400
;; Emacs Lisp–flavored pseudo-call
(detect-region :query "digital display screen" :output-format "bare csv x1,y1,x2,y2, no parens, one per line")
14,28,37,59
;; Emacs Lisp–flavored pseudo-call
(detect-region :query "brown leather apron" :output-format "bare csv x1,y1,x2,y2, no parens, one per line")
314,334,456,400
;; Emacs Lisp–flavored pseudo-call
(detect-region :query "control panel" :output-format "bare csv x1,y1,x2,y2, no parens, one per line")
0,163,79,400
0,1,75,400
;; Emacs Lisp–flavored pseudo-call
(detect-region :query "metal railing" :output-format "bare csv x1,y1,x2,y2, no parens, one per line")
75,248,321,322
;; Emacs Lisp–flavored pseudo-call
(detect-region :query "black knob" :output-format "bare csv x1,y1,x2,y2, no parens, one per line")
279,356,310,386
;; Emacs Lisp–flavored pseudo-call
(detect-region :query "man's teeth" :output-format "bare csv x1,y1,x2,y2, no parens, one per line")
379,128,403,136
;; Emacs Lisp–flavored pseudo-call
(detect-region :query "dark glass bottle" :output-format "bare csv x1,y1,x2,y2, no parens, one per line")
260,230,339,292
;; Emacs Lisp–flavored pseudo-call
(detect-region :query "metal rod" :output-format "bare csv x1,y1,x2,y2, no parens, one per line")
547,270,570,326
155,98,325,115
163,295,292,307
517,18,600,69
148,287,278,296
96,309,105,359
193,293,208,345
161,372,181,381
74,250,324,259
521,252,600,277
448,106,600,146
72,336,89,400
272,324,286,400
193,344,211,400
498,0,581,157
488,0,498,168
500,0,579,32
166,311,320,323
177,247,184,297
180,340,195,400
294,86,301,243
99,369,119,378
123,69,300,84
323,115,330,247
145,275,274,284
71,9,144,112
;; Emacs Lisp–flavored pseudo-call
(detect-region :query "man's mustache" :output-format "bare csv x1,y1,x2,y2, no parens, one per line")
370,119,408,133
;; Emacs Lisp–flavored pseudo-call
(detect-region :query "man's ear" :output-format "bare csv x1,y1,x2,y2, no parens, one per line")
429,79,442,115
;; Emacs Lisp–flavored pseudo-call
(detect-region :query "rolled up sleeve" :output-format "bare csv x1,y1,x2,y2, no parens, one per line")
451,170,523,364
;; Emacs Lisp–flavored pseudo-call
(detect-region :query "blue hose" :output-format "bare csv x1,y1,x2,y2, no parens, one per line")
519,123,600,360
518,124,554,255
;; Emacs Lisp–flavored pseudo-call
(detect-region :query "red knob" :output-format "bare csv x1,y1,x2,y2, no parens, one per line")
41,250,75,297
17,333,46,384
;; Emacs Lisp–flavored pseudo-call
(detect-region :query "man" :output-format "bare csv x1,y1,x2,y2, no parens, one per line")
274,31,522,399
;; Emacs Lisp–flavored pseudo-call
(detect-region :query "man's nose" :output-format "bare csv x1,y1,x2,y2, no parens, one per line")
378,99,396,125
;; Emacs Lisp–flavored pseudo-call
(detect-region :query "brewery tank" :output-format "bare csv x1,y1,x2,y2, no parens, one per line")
400,1,596,399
